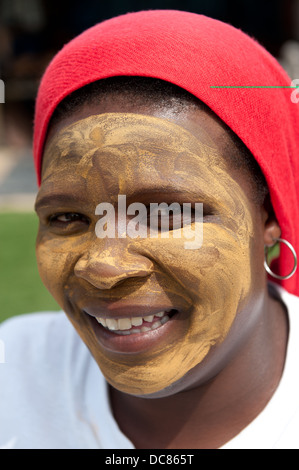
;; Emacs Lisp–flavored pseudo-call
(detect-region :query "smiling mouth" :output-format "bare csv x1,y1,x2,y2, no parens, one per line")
93,309,178,335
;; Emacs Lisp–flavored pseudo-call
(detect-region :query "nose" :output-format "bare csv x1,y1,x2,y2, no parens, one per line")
74,238,154,289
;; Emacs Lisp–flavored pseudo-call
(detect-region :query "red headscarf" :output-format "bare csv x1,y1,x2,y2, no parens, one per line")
33,10,299,296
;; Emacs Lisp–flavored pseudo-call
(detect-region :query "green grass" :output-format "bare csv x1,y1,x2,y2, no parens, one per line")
0,212,60,323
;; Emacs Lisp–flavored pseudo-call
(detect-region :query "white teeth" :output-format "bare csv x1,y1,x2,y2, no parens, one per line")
155,312,164,317
97,317,107,327
141,326,151,332
95,310,173,334
131,317,143,327
144,315,154,322
106,318,118,330
161,315,170,325
117,318,132,330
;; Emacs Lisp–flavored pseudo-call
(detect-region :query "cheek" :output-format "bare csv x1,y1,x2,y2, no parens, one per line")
140,222,252,311
150,225,252,353
35,213,254,396
35,233,82,309
186,228,253,348
103,226,253,395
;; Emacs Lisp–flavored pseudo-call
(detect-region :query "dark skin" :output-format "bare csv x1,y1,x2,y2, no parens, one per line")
35,94,288,449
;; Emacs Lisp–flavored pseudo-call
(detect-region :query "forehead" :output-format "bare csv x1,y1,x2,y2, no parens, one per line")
37,111,256,243
43,93,239,160
42,112,225,174
41,98,240,178
41,112,235,203
38,112,256,229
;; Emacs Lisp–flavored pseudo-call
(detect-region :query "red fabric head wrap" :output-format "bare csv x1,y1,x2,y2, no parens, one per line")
33,10,299,296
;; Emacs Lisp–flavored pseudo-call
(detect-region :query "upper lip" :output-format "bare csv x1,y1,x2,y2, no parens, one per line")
83,301,180,320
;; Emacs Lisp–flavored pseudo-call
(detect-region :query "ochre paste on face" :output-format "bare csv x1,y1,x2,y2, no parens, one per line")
36,113,254,395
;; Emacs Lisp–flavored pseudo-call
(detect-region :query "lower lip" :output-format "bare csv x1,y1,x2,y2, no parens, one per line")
85,310,180,354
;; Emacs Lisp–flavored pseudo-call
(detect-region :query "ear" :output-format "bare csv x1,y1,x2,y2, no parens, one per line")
262,194,281,246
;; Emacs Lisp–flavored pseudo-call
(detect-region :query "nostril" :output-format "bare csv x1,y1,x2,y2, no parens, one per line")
74,252,154,290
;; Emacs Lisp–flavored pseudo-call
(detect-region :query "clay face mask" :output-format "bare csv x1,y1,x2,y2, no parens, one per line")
94,194,203,249
36,113,255,396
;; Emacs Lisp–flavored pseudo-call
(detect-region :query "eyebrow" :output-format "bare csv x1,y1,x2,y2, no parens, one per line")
35,185,220,212
124,186,216,205
34,193,88,212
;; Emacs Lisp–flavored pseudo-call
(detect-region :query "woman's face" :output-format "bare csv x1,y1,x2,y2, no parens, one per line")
35,99,268,397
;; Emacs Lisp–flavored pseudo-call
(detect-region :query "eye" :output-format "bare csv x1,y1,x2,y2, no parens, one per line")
145,203,201,232
48,212,90,230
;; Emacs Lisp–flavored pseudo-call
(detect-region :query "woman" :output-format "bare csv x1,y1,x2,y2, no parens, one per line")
0,10,298,449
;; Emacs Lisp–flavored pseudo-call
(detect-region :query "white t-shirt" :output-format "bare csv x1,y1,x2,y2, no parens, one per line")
0,283,298,449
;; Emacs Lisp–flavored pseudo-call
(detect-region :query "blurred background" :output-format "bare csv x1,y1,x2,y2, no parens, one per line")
0,0,299,322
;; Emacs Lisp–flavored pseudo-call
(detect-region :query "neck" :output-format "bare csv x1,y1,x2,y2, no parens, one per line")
109,293,288,449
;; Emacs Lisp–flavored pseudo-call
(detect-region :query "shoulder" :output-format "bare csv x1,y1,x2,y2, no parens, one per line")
0,311,74,364
0,310,68,335
0,311,83,387
0,312,102,448
0,310,67,335
268,281,299,319
270,283,299,448
279,286,299,309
